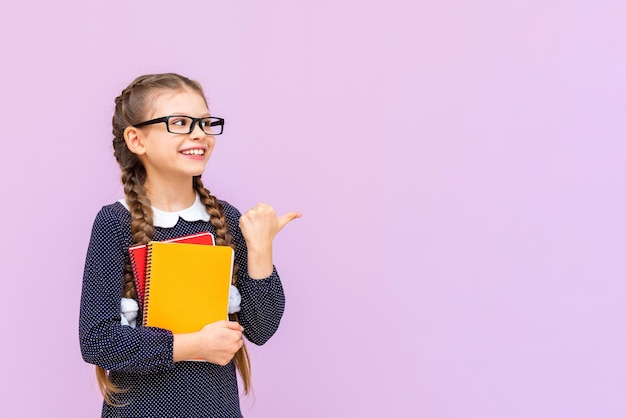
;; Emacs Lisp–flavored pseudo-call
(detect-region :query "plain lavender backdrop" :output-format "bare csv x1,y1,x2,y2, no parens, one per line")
1,1,625,417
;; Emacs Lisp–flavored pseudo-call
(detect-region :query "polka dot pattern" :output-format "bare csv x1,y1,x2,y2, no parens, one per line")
79,200,286,417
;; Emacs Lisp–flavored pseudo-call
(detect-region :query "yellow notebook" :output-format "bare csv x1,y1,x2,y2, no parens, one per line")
142,241,234,334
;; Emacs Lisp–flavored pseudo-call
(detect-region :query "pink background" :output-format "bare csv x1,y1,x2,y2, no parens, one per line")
2,1,625,417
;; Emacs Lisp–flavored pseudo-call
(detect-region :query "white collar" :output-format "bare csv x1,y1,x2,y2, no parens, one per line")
118,193,210,227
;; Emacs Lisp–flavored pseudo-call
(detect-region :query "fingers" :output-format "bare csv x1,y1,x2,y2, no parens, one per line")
278,211,303,229
239,203,301,243
223,320,244,332
206,320,243,333
241,204,301,227
245,203,300,217
242,203,273,218
197,321,245,365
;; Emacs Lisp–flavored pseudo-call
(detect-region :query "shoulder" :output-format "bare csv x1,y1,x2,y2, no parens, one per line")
86,202,133,252
216,199,244,234
90,202,131,239
217,199,242,220
93,201,130,225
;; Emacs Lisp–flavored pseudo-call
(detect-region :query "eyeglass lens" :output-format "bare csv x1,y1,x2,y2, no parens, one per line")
167,117,223,135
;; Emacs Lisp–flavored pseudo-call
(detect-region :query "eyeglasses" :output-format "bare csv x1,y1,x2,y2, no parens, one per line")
134,116,225,135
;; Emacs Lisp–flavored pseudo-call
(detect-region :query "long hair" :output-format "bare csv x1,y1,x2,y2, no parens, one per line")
99,73,251,405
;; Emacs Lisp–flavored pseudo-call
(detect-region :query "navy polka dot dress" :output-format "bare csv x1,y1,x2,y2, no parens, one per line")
79,200,285,417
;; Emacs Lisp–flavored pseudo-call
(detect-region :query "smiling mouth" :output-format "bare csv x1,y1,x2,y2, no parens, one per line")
181,149,205,156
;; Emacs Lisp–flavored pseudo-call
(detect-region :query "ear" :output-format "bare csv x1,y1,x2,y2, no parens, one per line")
124,126,147,155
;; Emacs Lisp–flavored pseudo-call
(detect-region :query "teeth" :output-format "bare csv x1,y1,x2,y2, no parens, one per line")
182,149,205,156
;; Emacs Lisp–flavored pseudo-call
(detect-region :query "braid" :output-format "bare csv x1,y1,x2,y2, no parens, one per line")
193,176,252,394
193,177,238,282
121,167,155,299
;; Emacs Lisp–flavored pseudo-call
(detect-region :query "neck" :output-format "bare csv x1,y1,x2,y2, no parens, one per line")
143,176,197,212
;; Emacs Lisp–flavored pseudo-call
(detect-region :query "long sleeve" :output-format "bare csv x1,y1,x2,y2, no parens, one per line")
222,202,286,345
78,206,175,374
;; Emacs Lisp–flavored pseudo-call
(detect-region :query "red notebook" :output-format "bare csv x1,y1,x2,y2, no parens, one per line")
128,232,215,308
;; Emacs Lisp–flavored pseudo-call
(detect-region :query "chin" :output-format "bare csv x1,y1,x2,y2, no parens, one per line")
187,160,209,176
187,167,206,177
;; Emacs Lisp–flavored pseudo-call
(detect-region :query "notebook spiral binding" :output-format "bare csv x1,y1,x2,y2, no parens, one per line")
142,242,153,327
128,249,143,307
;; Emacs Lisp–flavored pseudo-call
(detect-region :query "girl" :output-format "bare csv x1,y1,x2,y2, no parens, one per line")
79,73,300,417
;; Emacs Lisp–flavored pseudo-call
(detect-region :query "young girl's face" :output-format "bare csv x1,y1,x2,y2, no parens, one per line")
134,89,216,180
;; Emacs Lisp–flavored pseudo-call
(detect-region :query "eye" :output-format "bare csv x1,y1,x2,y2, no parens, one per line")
169,117,189,127
200,118,219,129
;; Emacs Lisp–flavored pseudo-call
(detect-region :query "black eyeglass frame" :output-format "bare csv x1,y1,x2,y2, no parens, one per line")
133,115,225,135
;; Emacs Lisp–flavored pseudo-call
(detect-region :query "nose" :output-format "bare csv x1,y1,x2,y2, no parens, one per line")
189,120,207,140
